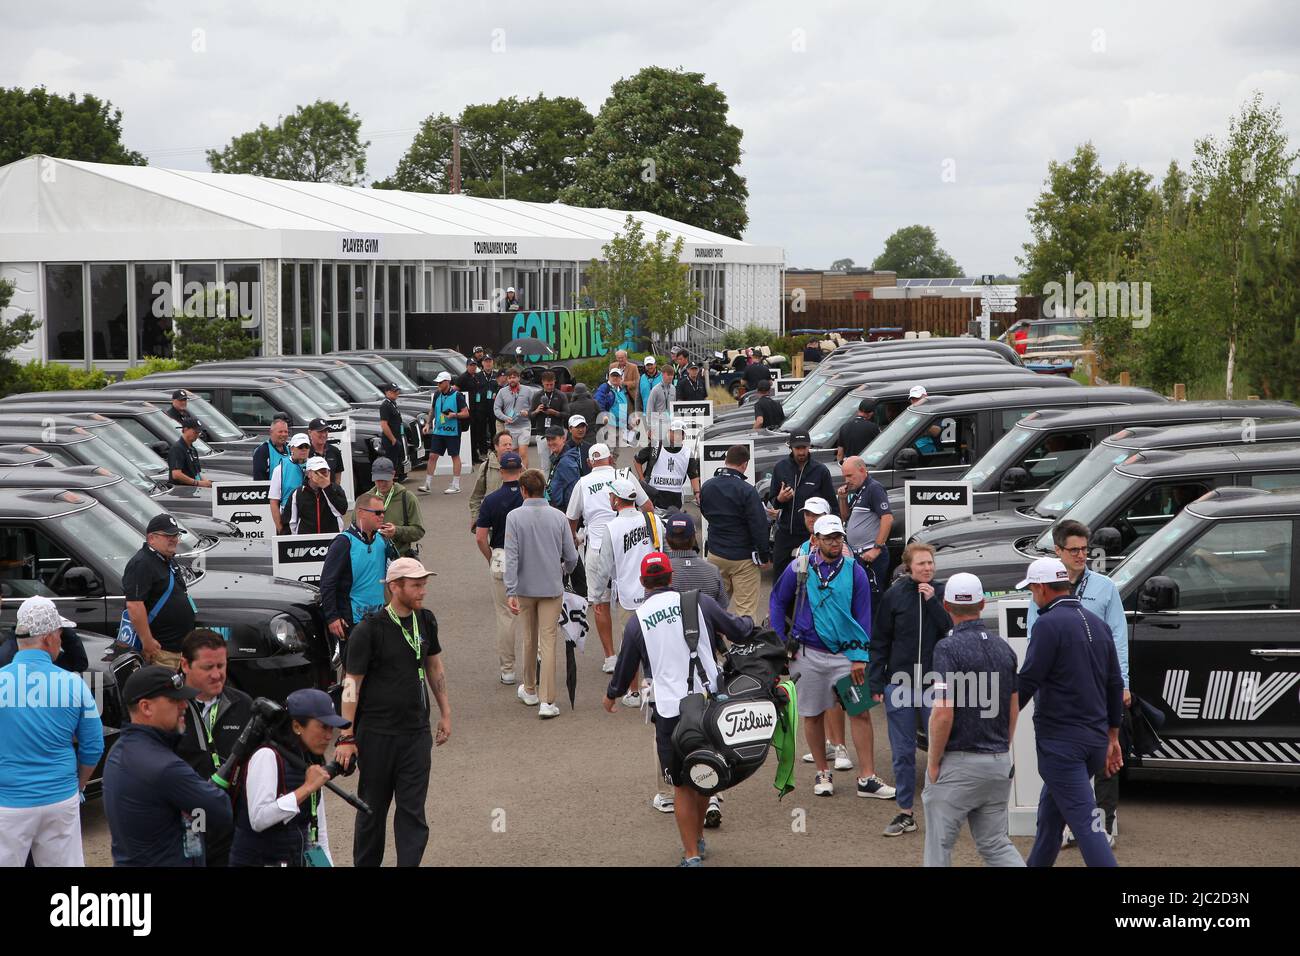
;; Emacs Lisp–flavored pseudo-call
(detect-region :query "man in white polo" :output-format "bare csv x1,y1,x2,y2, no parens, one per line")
566,443,650,672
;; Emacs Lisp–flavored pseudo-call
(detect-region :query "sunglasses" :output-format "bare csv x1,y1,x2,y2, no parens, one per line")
359,507,386,515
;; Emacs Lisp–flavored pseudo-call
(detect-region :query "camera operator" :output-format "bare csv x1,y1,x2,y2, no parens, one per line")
175,629,252,867
228,689,348,867
103,665,233,867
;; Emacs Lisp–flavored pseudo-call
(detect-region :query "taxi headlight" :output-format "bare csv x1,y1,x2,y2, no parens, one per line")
268,613,306,651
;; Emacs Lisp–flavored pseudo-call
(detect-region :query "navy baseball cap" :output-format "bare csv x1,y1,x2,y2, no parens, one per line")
308,417,329,432
146,513,182,536
788,430,812,447
500,451,523,469
180,416,202,431
382,382,400,393
667,512,696,536
544,426,566,439
286,688,351,728
171,389,189,401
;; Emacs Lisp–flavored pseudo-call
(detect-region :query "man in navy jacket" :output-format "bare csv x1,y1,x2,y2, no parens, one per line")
1017,557,1124,868
765,431,836,580
699,444,770,620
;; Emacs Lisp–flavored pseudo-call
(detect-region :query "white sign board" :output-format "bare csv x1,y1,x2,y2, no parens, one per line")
699,439,754,550
671,399,714,444
775,378,802,396
323,417,355,504
212,481,273,543
271,533,337,588
903,480,973,539
1000,598,1041,836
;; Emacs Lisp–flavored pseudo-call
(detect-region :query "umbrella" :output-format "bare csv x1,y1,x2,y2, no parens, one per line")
500,337,556,360
565,642,578,710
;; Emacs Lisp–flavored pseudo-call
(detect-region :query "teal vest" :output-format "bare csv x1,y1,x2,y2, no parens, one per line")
348,529,388,623
278,460,305,508
266,441,290,479
432,390,461,437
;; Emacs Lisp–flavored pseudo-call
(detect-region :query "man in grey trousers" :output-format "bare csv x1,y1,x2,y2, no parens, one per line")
504,468,578,720
921,572,1025,867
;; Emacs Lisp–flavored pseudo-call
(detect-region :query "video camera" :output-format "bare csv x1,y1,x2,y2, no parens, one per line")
211,697,371,815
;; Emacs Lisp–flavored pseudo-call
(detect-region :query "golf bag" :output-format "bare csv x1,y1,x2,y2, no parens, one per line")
671,590,789,794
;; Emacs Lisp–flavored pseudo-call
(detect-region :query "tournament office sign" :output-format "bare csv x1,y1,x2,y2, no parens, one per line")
903,480,973,539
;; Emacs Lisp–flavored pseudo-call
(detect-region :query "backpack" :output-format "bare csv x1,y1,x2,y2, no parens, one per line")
670,590,787,794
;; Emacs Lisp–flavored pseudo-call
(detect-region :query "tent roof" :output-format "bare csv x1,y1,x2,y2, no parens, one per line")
0,155,782,265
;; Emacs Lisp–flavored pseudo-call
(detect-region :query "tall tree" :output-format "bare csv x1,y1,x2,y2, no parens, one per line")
0,87,145,167
375,96,594,201
1017,143,1111,301
560,67,748,238
870,226,961,277
207,100,368,183
830,257,855,271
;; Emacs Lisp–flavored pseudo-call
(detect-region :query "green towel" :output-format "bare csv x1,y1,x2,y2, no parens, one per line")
772,678,799,798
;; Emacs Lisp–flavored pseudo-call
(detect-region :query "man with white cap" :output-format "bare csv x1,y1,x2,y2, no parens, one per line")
1016,556,1124,868
0,597,104,867
638,355,663,416
503,286,521,311
289,456,348,535
336,556,450,867
269,432,311,534
593,365,631,446
587,476,669,707
908,384,942,455
421,370,469,495
564,414,594,476
632,418,700,511
922,572,1024,867
769,514,895,800
566,443,651,671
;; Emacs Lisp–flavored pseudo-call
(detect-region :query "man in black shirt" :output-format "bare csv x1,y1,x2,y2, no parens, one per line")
836,400,882,463
458,357,489,463
676,362,708,402
307,417,345,485
336,557,450,867
752,377,786,431
168,417,210,488
164,389,190,426
378,383,406,481
122,513,196,667
741,356,771,396
175,628,253,867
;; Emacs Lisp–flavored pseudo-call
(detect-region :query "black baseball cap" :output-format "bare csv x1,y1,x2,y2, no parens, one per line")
544,426,566,439
308,417,329,432
472,345,485,353
382,382,400,393
124,665,198,706
272,411,292,424
467,357,479,368
180,416,202,431
171,389,189,401
147,513,183,536
788,430,812,448
858,399,875,414
757,377,772,391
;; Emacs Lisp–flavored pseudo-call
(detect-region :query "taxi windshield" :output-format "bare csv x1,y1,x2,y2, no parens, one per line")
92,477,202,550
864,409,927,468
963,425,1034,488
1033,468,1140,552
59,503,142,568
180,396,244,442
780,383,842,434
1110,509,1200,594
284,374,351,415
773,369,831,418
810,391,867,448
67,434,159,495
1035,443,1134,518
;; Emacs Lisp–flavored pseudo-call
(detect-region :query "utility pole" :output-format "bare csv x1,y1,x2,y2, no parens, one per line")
451,124,461,195
501,147,506,199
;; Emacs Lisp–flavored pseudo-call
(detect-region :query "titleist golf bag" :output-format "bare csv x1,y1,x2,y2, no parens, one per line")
671,590,789,794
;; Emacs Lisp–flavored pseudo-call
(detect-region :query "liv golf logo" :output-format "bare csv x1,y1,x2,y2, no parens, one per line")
1041,271,1151,329
152,280,260,330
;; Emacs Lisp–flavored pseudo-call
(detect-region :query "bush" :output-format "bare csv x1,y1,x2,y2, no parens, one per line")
570,356,611,390
0,362,110,398
720,324,777,351
123,356,190,380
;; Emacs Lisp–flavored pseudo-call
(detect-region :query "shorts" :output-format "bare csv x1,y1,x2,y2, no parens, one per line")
427,433,461,456
653,712,683,787
788,643,852,717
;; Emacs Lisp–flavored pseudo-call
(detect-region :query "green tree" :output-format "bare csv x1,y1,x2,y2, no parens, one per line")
375,95,594,201
1017,144,1112,299
1240,178,1300,400
560,67,748,238
207,100,368,183
830,257,855,271
0,87,146,167
0,278,42,395
582,215,702,345
870,226,961,277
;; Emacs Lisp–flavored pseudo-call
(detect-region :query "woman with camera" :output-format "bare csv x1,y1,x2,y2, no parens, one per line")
228,689,349,867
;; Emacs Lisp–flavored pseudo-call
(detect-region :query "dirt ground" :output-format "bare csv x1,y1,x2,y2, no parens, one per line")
79,450,1300,867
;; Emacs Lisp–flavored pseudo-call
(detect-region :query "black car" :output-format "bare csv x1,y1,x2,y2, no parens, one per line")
915,412,1300,554
948,442,1300,594
343,349,466,390
0,489,332,698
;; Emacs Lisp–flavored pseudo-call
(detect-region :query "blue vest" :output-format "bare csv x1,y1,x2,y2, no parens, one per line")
432,390,461,437
348,529,388,623
278,460,306,509
265,441,290,479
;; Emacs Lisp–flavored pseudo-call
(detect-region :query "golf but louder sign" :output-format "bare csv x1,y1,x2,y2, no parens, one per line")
903,480,973,539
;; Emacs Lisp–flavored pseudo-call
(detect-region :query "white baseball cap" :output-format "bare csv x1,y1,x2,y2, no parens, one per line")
801,496,831,516
289,433,310,448
1016,556,1070,590
668,418,688,432
568,415,588,428
908,385,928,400
15,596,75,636
813,515,845,536
588,442,612,462
644,355,657,366
305,456,329,472
607,365,623,377
507,286,515,293
943,572,985,605
609,477,639,501
435,371,452,383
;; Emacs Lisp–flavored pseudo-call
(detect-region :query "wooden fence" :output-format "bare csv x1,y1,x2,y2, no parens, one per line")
783,296,1043,337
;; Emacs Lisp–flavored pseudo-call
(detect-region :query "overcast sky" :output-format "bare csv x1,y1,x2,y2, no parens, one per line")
6,0,1299,274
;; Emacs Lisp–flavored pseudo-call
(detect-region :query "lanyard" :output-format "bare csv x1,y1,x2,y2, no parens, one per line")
201,699,220,770
382,485,395,511
812,555,846,591
308,790,319,845
386,604,425,680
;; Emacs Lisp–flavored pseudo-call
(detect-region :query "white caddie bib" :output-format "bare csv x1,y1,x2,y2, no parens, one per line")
606,509,665,610
647,446,692,495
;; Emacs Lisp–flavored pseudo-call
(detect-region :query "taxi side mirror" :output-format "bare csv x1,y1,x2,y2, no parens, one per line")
1138,575,1178,613
894,447,921,470
64,566,103,597
1000,466,1029,492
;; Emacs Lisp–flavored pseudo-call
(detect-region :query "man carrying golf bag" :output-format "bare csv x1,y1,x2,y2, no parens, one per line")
604,553,754,867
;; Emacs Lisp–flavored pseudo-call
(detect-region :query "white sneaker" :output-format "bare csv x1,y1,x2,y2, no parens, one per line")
443,481,460,494
1062,827,1076,848
802,741,837,764
813,770,834,796
621,690,641,707
602,655,617,673
517,685,539,706
500,671,516,685
833,744,854,771
420,476,432,493
538,702,560,719
652,792,675,813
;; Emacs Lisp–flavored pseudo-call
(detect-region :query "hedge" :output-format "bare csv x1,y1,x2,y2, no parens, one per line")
0,361,110,398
